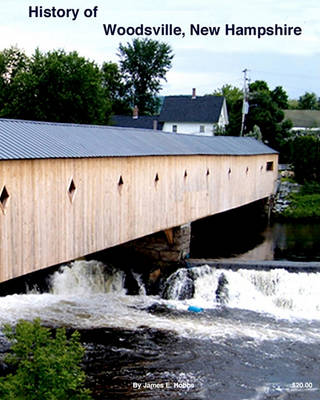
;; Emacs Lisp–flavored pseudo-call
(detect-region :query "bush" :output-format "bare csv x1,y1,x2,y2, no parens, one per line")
289,135,320,183
301,181,320,195
0,319,91,400
283,192,320,219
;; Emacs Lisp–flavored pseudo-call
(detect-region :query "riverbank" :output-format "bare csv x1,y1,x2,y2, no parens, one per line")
272,166,320,220
281,190,320,219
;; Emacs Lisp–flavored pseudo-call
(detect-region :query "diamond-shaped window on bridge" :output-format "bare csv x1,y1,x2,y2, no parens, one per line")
68,179,77,203
0,185,9,213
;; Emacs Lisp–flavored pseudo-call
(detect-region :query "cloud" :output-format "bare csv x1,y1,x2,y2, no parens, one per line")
0,0,319,98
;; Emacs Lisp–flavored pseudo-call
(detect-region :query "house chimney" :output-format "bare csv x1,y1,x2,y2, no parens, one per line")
132,105,139,119
192,88,196,99
153,120,158,130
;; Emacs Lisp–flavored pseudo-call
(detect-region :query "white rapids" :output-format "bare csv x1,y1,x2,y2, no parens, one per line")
0,260,319,343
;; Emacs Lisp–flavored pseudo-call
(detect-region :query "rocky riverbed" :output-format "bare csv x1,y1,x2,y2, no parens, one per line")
273,179,301,215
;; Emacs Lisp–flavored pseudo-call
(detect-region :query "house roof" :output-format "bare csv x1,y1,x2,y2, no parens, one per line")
111,115,163,130
0,118,277,161
159,95,225,123
284,110,320,129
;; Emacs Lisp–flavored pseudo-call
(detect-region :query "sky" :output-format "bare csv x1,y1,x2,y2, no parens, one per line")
1,0,319,99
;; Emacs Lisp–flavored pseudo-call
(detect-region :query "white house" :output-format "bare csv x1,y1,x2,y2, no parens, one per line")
159,88,229,136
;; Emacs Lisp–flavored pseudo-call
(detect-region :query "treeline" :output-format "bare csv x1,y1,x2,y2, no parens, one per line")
288,92,320,110
288,134,320,183
213,82,320,178
1,41,318,177
212,81,292,150
0,39,173,124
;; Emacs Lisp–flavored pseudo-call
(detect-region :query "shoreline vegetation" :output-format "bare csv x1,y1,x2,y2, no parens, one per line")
274,180,320,220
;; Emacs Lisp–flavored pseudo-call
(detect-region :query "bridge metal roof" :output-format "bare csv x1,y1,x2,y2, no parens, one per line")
0,118,277,160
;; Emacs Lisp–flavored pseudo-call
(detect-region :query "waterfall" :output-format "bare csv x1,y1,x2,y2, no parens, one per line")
50,260,126,295
162,265,320,320
1,259,319,400
0,260,319,343
47,260,320,321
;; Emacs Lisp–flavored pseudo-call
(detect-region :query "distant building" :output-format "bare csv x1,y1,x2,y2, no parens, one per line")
110,106,162,131
284,110,320,132
111,89,229,136
159,88,228,136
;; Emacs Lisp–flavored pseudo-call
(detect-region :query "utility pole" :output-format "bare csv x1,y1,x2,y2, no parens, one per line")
240,68,249,136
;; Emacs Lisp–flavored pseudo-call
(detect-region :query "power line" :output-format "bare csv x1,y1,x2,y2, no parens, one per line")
240,68,250,137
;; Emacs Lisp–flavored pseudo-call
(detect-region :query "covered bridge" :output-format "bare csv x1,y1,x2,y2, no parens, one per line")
0,118,278,282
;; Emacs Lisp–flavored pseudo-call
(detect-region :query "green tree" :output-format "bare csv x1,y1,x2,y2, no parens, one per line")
212,84,243,105
0,319,91,400
289,134,320,183
211,84,243,135
0,47,28,110
271,86,289,109
246,80,292,149
0,47,28,83
249,80,269,92
101,61,131,115
0,48,111,124
298,91,319,110
118,38,173,115
245,124,262,141
287,99,299,109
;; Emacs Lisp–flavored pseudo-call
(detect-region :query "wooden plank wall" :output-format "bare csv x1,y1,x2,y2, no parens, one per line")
0,154,278,282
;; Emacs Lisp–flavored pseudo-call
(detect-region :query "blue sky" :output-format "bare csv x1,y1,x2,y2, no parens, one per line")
1,0,319,99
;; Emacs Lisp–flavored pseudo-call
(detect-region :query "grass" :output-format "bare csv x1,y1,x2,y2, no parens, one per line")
280,176,296,184
282,192,320,219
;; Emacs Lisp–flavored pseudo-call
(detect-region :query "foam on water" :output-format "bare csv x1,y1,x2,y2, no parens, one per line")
224,268,320,319
165,264,320,320
0,260,319,343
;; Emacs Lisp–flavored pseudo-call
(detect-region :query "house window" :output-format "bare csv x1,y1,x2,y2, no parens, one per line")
200,125,205,133
172,125,177,133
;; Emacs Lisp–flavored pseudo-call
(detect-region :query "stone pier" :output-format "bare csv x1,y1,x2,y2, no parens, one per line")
127,223,191,265
90,223,191,275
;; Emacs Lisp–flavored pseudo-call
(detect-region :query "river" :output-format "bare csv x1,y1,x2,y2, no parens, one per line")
0,219,320,399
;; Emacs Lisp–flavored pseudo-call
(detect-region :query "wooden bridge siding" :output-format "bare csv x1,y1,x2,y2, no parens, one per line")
0,154,277,282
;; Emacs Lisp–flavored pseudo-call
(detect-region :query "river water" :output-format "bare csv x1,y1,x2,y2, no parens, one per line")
190,203,320,262
1,220,320,399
